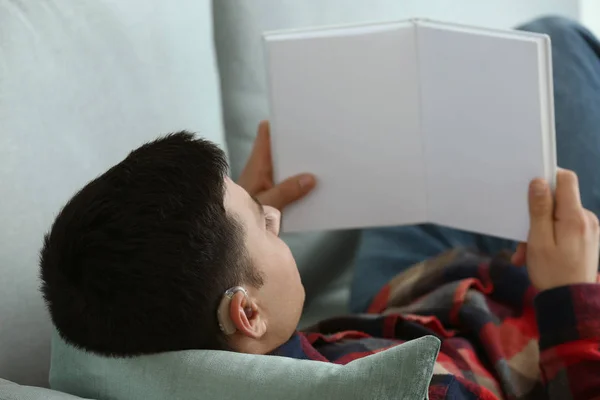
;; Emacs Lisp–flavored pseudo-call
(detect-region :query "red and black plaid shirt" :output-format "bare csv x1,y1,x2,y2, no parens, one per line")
272,249,600,399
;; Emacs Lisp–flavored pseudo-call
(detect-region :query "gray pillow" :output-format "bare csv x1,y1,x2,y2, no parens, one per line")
0,378,89,400
50,332,440,400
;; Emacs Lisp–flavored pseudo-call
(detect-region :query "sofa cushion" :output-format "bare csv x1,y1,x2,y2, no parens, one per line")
0,0,224,386
0,378,89,400
50,332,440,400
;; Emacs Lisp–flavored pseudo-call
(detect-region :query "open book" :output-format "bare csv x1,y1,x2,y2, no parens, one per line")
263,19,557,241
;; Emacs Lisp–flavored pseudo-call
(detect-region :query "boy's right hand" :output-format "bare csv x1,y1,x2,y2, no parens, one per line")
512,169,599,291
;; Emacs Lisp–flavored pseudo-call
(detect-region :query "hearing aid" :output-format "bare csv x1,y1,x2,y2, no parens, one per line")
217,286,252,335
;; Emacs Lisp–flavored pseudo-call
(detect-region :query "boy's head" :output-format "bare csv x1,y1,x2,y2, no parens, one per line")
40,132,304,356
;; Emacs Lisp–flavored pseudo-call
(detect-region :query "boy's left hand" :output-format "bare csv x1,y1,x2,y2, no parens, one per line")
238,121,316,210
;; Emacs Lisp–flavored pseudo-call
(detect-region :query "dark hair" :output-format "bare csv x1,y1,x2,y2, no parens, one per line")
40,132,263,356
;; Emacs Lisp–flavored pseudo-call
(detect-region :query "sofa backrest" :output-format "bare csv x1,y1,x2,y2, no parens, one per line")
0,0,224,386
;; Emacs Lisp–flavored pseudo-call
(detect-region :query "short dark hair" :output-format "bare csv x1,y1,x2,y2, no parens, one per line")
40,132,263,356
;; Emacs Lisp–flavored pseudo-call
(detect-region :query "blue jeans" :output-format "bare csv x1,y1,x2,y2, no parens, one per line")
350,17,600,313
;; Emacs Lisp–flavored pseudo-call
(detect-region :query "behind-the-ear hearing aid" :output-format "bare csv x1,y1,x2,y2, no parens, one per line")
217,286,252,335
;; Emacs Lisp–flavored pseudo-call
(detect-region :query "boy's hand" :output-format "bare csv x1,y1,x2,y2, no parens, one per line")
512,169,599,291
238,121,316,210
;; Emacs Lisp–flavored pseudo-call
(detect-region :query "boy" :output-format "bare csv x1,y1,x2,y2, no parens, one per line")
41,17,600,399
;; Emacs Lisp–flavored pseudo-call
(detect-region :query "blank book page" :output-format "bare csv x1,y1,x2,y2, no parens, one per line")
418,24,548,241
266,22,427,232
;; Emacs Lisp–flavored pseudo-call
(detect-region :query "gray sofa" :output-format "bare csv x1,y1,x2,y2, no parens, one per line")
0,1,580,398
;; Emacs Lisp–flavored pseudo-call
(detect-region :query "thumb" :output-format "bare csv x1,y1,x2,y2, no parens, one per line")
528,178,555,246
511,242,527,266
257,174,316,210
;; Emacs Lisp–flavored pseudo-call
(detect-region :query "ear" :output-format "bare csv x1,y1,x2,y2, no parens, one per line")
229,291,266,339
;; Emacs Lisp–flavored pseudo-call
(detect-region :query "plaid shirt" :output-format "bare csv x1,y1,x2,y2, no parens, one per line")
272,249,600,399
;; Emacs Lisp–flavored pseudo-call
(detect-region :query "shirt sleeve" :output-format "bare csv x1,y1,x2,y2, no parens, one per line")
534,283,600,399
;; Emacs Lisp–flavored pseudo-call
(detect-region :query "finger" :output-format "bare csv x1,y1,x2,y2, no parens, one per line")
256,174,316,210
585,209,600,237
252,121,271,164
252,121,273,182
238,121,273,193
528,178,555,246
554,169,582,221
511,243,527,266
244,121,270,167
